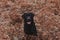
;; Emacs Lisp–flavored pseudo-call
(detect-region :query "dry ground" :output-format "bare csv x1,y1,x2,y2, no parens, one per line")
0,0,60,40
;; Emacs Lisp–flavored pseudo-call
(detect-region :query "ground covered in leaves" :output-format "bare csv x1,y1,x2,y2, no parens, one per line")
0,0,60,40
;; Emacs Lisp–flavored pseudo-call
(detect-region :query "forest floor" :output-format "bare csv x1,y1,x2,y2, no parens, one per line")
0,0,60,40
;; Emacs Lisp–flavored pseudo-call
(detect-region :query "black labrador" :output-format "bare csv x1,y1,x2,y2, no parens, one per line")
22,13,37,36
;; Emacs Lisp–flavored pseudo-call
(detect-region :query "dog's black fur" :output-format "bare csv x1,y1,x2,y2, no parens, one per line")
22,13,37,36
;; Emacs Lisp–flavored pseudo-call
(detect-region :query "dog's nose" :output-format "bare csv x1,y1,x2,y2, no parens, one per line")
27,17,31,19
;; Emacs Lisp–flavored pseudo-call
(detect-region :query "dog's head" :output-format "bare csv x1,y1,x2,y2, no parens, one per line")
22,13,34,22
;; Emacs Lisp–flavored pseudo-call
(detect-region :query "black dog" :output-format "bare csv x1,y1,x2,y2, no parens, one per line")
22,13,37,36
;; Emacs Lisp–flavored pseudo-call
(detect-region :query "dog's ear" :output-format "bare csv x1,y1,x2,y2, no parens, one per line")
31,13,34,17
22,13,25,19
